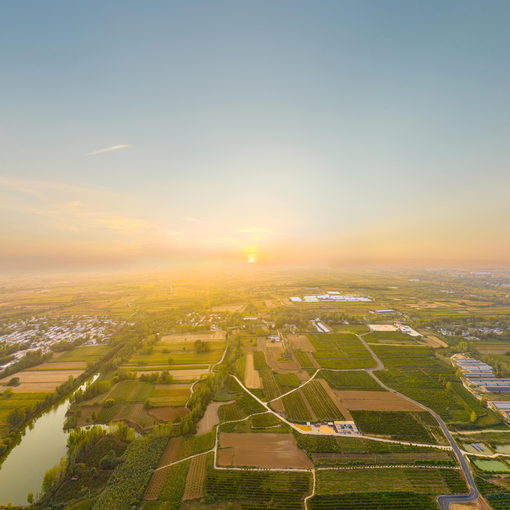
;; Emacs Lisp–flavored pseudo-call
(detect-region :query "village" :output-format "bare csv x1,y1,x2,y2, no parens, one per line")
0,316,126,372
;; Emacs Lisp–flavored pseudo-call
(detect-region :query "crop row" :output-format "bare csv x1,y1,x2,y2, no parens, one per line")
92,436,167,510
295,350,315,368
476,476,510,510
253,351,268,371
302,380,344,421
309,492,438,509
260,368,281,400
206,469,310,509
218,402,247,422
281,390,313,422
156,458,190,508
320,370,383,390
351,411,435,443
295,433,437,456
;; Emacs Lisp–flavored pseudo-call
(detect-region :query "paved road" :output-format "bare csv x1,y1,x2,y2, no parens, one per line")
209,333,481,509
357,334,480,509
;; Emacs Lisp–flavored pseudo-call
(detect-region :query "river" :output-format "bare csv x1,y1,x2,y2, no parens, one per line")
0,375,98,506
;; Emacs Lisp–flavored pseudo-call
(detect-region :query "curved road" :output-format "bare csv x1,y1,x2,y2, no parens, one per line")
357,334,480,509
219,332,480,509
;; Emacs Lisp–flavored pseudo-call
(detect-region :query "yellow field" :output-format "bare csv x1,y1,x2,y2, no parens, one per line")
0,368,84,393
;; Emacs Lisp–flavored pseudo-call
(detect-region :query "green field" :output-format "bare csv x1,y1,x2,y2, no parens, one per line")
351,411,443,444
128,339,225,366
373,345,501,427
280,390,313,422
320,370,383,390
364,331,420,345
205,469,311,509
473,459,510,473
316,467,466,494
301,380,344,420
310,492,438,510
309,334,377,369
148,385,190,406
108,380,153,402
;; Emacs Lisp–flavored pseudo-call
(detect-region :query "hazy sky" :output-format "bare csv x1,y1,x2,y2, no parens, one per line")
1,1,509,271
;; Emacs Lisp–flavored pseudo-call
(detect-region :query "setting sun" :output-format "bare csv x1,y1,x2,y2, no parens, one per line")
243,246,258,264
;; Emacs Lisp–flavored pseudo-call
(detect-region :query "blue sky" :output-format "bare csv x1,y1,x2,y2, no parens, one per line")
1,1,509,271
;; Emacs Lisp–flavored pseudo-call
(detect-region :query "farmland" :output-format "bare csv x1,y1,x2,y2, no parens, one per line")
351,411,444,444
320,370,383,391
217,432,312,469
316,467,467,494
301,380,345,420
205,469,311,509
309,333,377,369
2,269,510,509
334,390,423,412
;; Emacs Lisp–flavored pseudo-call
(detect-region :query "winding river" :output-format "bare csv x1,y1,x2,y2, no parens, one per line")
0,375,98,506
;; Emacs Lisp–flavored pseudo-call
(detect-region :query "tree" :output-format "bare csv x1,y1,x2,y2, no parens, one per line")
103,398,115,408
7,408,24,427
26,493,34,504
194,340,210,354
159,371,172,384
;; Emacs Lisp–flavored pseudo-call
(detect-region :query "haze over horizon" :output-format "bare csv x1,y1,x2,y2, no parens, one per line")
1,1,509,272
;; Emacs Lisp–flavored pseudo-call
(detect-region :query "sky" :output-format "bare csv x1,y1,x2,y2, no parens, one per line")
1,1,509,272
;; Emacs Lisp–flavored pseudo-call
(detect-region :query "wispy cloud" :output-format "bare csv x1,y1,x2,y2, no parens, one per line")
236,226,271,233
85,144,130,156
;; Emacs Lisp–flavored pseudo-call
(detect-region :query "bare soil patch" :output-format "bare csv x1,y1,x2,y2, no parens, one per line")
270,398,285,413
451,498,492,510
196,401,234,434
368,324,398,332
148,406,189,422
183,453,208,500
264,341,300,373
244,352,261,389
159,436,184,465
288,334,315,352
217,433,312,469
334,390,422,412
422,335,448,348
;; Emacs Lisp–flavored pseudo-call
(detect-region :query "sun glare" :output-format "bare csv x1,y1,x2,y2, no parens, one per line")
243,246,258,264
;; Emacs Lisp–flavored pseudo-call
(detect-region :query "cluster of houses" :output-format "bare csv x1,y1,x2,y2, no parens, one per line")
290,291,372,303
0,315,126,371
177,312,226,329
451,354,510,421
298,420,360,436
438,325,508,341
